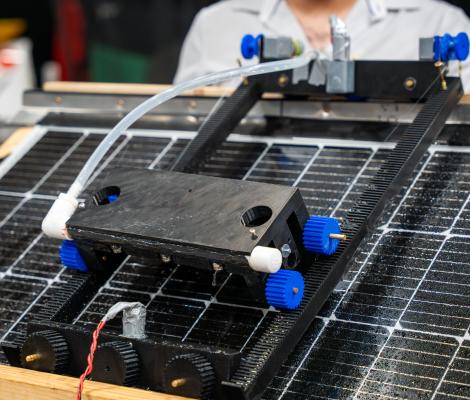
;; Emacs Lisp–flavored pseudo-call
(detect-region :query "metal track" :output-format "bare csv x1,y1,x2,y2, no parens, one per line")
222,78,463,399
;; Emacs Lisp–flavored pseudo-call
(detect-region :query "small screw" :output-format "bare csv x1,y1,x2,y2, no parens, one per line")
78,202,86,209
161,254,172,263
25,353,41,363
278,74,289,87
111,245,122,254
404,77,417,91
281,244,292,259
212,263,223,272
171,378,187,388
249,228,258,240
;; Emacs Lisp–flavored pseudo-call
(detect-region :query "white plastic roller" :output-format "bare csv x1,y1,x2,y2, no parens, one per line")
247,246,283,274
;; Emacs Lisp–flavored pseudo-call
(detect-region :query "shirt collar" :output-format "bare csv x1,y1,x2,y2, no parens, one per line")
235,0,423,29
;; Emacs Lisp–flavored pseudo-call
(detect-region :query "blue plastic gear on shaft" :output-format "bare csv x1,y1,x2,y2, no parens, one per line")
265,269,304,310
303,216,341,256
434,32,470,62
59,240,88,272
241,34,263,60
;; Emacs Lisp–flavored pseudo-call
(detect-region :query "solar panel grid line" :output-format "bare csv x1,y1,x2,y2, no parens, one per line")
0,132,87,195
292,145,324,187
0,276,53,342
277,319,331,399
86,134,133,187
0,126,469,398
330,149,378,217
181,273,233,342
379,150,435,229
3,233,45,277
72,255,131,324
351,235,450,399
270,235,386,398
148,136,177,170
435,341,470,399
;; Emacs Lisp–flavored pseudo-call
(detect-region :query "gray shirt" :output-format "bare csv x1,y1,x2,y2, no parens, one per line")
174,0,470,90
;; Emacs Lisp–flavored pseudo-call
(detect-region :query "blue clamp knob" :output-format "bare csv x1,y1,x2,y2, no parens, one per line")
434,32,469,62
59,240,88,272
265,269,304,310
241,34,263,60
303,216,342,256
107,194,119,203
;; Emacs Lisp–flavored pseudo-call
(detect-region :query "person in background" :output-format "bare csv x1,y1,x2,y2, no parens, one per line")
174,0,470,88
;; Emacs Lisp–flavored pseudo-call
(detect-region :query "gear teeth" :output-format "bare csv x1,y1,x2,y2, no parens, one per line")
20,330,69,373
165,353,216,399
59,240,88,272
303,216,341,256
265,269,304,310
94,341,140,386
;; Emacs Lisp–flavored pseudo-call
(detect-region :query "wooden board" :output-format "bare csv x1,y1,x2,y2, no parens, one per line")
0,365,187,400
0,127,32,160
43,81,235,98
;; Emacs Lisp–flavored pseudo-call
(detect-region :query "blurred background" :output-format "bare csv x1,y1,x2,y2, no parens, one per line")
0,0,469,121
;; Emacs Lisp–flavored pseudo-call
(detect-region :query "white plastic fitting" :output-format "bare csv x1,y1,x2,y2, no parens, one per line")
41,192,78,240
248,246,283,274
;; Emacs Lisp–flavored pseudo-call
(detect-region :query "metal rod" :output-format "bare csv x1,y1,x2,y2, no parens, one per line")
25,354,41,363
171,378,187,388
329,233,347,241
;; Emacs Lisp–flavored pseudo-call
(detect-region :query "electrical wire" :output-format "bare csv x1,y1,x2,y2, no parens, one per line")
75,302,145,399
76,320,106,400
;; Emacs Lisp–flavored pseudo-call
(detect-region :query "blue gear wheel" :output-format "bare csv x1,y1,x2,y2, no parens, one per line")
59,240,88,272
241,34,263,60
303,216,341,256
434,32,470,62
265,269,304,310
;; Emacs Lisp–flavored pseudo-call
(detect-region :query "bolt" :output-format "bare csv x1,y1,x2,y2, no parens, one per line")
161,255,172,264
292,287,299,295
278,74,289,87
25,354,41,363
404,77,417,91
281,244,292,259
171,378,187,388
212,263,223,272
78,202,86,209
111,245,122,254
249,228,258,240
329,233,347,241
54,96,62,105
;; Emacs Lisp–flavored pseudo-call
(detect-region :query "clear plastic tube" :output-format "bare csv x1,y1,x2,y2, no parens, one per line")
67,54,313,199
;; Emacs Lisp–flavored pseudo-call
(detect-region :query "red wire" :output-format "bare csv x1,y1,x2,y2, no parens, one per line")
76,320,106,400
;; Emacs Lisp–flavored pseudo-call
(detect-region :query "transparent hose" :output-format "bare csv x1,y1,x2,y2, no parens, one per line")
67,54,314,199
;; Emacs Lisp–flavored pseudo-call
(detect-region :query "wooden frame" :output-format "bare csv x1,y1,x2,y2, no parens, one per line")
0,365,186,400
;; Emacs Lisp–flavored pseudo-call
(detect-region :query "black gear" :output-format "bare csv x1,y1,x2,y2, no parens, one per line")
20,330,69,373
91,341,140,386
163,353,216,399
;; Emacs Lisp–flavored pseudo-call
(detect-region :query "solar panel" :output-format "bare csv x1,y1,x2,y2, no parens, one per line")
0,124,468,399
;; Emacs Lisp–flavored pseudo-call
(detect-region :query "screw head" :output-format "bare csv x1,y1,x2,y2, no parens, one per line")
281,244,292,258
212,263,223,271
404,77,417,91
161,255,172,263
278,74,289,87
